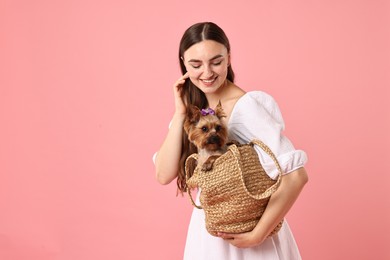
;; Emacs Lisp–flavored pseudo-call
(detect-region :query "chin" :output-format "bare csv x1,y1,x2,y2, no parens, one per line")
197,82,223,93
200,86,219,93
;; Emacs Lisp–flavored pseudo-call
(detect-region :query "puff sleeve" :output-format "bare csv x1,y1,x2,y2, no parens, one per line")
228,91,307,180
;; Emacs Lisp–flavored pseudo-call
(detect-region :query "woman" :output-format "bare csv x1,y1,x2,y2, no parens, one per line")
154,22,308,260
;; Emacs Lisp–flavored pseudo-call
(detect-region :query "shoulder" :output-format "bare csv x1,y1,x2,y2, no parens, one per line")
235,91,281,115
229,90,285,129
241,91,277,106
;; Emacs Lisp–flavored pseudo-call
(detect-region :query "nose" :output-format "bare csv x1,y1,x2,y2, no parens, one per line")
202,65,213,78
208,135,221,144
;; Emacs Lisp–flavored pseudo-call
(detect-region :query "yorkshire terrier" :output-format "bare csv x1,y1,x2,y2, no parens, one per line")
184,102,229,171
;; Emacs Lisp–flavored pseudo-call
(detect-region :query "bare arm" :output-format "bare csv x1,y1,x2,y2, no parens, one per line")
155,113,185,185
218,167,309,248
155,73,189,185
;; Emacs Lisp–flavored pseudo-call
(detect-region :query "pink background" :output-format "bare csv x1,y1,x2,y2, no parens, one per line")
1,0,389,259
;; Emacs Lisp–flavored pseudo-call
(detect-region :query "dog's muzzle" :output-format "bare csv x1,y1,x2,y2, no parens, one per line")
207,135,221,145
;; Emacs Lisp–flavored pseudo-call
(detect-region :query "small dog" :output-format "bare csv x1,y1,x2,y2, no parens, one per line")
184,102,228,171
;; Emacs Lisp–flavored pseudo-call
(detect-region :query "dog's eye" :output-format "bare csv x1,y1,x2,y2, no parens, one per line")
215,125,221,132
201,126,208,132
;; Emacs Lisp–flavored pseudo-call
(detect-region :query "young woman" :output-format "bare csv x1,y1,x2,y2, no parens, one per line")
154,22,308,260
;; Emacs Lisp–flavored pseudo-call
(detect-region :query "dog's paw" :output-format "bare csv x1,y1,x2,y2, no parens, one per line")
202,162,214,171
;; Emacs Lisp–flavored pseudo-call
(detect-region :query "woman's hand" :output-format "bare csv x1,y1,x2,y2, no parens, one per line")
217,231,265,248
218,168,308,248
173,72,189,115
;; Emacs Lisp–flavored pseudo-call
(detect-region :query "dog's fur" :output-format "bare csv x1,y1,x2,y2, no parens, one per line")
184,102,228,171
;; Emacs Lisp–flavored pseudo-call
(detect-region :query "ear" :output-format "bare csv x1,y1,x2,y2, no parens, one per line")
187,105,201,124
215,101,226,119
181,56,187,70
184,105,201,135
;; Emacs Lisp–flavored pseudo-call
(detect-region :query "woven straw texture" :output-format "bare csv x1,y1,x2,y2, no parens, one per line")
185,139,283,237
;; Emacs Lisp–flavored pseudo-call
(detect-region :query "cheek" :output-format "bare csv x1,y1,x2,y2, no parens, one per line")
215,64,229,76
189,129,205,147
186,68,202,80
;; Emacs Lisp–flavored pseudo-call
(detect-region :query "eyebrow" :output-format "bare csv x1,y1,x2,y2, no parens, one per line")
188,54,224,63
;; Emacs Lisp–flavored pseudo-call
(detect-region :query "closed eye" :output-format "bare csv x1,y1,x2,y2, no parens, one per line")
189,62,201,69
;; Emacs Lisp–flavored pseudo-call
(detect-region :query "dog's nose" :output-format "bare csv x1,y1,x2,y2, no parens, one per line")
208,135,221,144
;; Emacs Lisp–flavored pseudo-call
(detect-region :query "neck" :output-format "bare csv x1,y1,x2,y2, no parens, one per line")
205,80,230,108
197,147,226,164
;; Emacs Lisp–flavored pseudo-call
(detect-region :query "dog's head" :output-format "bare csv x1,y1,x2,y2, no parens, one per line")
183,101,228,151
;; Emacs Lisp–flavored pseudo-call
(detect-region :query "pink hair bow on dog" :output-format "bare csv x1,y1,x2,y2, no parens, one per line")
201,108,215,116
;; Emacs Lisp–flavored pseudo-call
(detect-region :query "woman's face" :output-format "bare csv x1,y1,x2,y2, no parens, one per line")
182,40,230,95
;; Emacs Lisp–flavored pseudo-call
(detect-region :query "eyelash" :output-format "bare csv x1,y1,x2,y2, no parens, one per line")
191,61,222,69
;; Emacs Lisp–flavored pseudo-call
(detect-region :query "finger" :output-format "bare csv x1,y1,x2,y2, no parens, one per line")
182,71,190,79
176,72,189,83
176,79,185,86
218,232,235,240
175,72,189,85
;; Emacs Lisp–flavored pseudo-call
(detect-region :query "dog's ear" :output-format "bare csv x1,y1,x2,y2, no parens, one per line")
215,100,226,119
183,105,201,135
187,105,201,124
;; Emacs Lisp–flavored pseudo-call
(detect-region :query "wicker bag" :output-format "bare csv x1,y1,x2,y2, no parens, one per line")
185,139,283,237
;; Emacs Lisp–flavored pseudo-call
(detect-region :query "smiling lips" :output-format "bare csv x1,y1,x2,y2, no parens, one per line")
201,77,217,86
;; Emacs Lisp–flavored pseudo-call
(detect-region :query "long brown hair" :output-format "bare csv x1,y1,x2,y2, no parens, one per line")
177,22,235,193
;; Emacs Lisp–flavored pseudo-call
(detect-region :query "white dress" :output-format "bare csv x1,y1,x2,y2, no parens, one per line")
183,91,308,260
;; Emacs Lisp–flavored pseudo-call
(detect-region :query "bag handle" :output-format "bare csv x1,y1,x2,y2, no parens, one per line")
229,139,283,200
185,154,203,209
